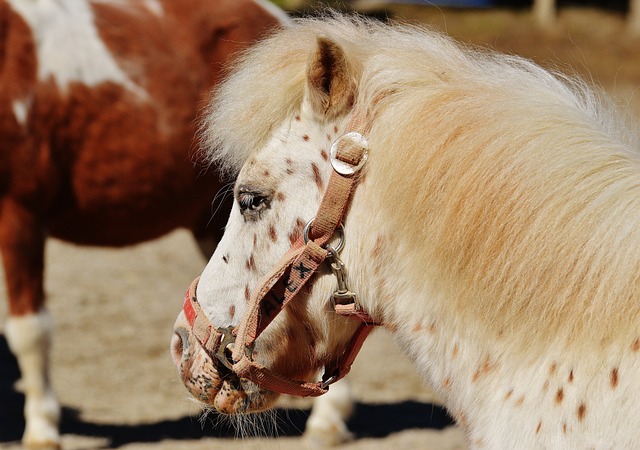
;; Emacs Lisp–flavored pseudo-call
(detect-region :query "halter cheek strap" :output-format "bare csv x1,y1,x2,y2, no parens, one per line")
184,115,380,398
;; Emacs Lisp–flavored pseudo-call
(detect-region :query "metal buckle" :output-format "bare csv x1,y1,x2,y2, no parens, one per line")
330,132,369,176
302,219,357,308
214,326,237,371
327,247,357,307
320,374,338,390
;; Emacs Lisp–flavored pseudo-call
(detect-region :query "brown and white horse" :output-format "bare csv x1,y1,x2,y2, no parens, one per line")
0,1,288,448
172,13,640,448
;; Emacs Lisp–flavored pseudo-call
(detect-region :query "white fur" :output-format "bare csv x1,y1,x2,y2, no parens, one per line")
11,98,30,126
7,0,144,95
5,309,60,449
91,0,163,16
142,0,163,16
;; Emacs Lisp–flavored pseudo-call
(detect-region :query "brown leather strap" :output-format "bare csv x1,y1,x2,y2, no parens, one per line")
184,277,223,355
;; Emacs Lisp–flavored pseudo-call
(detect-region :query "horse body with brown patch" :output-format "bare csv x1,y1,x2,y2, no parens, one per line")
0,1,285,447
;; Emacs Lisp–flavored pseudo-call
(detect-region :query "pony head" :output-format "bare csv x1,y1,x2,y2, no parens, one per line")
171,19,374,413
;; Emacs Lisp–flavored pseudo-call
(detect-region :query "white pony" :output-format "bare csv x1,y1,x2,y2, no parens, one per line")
172,13,640,448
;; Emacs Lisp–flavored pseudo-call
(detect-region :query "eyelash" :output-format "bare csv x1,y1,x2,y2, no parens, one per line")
236,190,271,220
239,193,267,212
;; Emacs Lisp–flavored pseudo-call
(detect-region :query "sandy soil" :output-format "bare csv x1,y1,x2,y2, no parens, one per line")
2,5,640,450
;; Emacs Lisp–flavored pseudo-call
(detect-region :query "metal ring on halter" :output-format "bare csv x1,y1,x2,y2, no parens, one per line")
303,218,345,253
330,132,369,176
320,374,338,389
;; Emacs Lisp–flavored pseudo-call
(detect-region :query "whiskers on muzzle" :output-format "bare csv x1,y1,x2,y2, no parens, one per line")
197,403,291,439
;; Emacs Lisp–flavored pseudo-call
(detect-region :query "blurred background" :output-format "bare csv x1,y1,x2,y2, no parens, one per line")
1,1,638,450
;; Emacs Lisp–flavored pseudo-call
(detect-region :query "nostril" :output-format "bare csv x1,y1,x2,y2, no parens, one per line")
171,329,189,366
170,333,183,366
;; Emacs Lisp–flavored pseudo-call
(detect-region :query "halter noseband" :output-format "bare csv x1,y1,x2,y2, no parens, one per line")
183,117,379,398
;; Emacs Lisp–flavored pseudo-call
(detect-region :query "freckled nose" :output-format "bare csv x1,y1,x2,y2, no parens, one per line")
171,327,190,367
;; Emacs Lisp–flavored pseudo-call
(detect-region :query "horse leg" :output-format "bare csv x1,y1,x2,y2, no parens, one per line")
629,0,640,36
304,377,354,447
532,0,556,28
0,200,60,449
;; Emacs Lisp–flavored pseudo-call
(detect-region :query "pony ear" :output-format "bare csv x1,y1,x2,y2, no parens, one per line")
305,37,354,119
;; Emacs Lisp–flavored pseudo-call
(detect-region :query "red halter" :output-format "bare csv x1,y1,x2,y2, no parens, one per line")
183,122,379,398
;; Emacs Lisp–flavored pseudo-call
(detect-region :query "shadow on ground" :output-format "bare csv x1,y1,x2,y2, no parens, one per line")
0,335,455,448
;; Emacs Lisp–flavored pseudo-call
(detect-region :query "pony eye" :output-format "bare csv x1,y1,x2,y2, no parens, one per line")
237,189,271,219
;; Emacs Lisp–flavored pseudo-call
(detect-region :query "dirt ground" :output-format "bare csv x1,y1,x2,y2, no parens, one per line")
2,5,640,450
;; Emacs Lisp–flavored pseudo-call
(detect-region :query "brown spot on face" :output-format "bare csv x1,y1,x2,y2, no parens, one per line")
229,305,235,319
295,115,300,121
385,323,398,333
632,338,640,352
542,380,550,392
302,135,309,141
442,378,452,389
428,322,437,334
413,323,423,332
285,158,294,175
276,192,285,201
555,388,564,405
320,149,328,160
611,368,619,389
263,169,270,177
568,370,574,383
550,362,557,375
244,285,250,302
268,224,277,243
288,218,306,245
577,403,586,421
334,125,339,133
311,163,323,190
504,389,513,400
327,134,332,142
563,423,567,433
515,395,525,406
536,421,542,434
472,369,481,383
452,343,459,358
253,234,257,248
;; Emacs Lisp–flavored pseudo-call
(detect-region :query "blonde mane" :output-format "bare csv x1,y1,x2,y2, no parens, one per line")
202,14,640,350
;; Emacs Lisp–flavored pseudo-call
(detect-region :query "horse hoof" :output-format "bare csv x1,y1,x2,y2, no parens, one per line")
23,439,61,450
23,420,61,450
